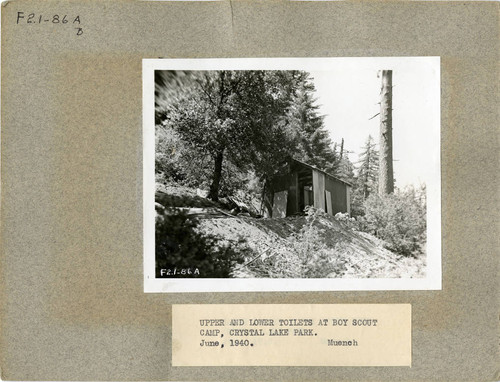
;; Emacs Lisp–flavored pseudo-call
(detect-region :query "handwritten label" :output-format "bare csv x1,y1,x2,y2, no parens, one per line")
16,12,83,36
172,304,411,366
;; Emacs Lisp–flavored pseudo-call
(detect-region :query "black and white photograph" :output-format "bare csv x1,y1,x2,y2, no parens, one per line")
143,58,441,292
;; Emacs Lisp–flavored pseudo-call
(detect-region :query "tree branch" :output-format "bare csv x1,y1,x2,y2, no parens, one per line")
194,77,217,109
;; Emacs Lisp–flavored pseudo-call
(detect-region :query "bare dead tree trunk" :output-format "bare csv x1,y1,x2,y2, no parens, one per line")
208,149,224,201
378,70,394,195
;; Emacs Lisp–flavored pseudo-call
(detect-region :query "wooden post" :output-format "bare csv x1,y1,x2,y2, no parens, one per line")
378,70,394,195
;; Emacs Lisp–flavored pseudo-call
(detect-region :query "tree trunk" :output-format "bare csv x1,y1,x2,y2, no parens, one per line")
378,70,394,195
260,178,274,218
364,148,370,199
208,149,224,201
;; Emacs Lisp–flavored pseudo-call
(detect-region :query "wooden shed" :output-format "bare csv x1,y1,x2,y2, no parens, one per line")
269,159,352,218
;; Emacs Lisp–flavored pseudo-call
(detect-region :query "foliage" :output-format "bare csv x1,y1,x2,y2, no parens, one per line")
359,186,426,256
292,206,347,277
356,135,379,198
336,156,356,184
285,76,338,174
155,127,211,186
155,208,248,277
351,135,379,217
156,70,303,201
155,70,341,206
245,207,347,278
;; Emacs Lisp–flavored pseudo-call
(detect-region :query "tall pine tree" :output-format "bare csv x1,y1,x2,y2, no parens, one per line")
286,75,337,173
356,135,379,199
336,156,355,184
351,135,379,217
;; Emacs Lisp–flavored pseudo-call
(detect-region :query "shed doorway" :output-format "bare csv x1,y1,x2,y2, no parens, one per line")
297,167,313,213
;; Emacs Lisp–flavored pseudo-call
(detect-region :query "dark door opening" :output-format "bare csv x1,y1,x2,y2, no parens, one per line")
297,168,313,214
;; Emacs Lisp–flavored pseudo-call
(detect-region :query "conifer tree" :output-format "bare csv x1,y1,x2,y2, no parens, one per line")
356,135,379,199
286,75,337,173
351,135,379,217
336,156,355,184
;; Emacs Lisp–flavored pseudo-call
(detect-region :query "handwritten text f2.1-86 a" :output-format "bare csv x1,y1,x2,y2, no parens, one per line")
16,12,83,36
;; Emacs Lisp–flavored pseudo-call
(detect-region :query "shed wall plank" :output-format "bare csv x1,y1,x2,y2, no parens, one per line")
325,176,348,215
312,170,326,211
325,190,333,215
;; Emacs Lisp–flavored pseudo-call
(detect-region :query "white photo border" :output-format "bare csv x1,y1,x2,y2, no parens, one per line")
143,57,441,293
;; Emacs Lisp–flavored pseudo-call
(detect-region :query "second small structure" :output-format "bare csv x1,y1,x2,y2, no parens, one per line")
268,158,352,218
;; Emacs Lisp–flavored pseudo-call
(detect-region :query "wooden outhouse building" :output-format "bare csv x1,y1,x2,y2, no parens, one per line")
269,158,352,218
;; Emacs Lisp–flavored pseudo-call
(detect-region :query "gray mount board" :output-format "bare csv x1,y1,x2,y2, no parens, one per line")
1,1,498,381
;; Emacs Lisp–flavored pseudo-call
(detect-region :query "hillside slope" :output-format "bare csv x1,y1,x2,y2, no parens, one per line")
196,212,425,279
156,184,426,279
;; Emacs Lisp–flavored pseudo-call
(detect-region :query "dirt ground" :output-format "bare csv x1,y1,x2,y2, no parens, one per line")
197,213,426,279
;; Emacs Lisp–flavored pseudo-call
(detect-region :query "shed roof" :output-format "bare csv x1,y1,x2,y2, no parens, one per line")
290,158,353,187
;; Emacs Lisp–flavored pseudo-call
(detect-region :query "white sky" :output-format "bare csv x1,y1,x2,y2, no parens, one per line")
309,58,440,188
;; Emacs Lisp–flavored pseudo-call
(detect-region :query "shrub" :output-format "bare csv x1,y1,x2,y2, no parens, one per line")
296,207,346,277
155,208,247,277
360,187,426,256
250,207,346,278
